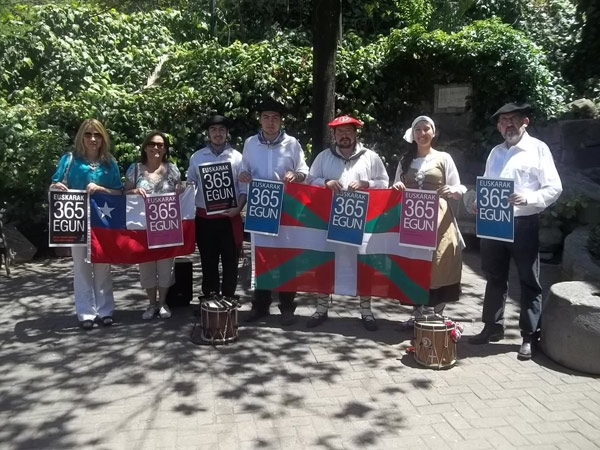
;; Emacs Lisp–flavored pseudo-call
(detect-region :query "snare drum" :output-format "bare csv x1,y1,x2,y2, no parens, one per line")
414,320,457,369
191,299,238,345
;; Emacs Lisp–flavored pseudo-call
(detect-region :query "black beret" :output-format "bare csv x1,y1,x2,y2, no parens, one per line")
257,96,287,114
491,103,532,120
204,114,231,129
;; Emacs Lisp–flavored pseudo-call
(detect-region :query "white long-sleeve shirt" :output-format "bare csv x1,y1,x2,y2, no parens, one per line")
187,145,247,209
240,132,309,181
308,143,389,189
483,132,562,216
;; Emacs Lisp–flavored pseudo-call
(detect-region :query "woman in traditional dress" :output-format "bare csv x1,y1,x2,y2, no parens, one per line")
393,116,466,323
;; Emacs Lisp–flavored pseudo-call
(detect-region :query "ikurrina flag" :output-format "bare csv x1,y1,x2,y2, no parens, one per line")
90,186,196,264
252,183,433,305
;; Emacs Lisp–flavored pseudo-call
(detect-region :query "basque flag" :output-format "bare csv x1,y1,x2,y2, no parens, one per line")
90,186,196,264
253,184,434,305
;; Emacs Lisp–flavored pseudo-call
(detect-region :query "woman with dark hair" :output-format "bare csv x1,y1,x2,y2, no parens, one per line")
124,131,181,320
50,119,123,330
393,116,466,323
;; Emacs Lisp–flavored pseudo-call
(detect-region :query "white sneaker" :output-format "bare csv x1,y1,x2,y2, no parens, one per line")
158,305,171,319
142,306,157,320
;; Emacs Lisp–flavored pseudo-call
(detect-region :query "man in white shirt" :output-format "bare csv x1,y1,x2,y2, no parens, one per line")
307,115,389,331
469,103,562,360
188,115,247,299
239,97,309,325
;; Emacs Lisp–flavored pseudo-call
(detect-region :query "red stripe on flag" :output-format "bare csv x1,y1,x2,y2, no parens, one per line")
272,259,335,294
356,255,431,304
388,254,431,289
280,213,304,228
91,219,196,264
365,189,403,222
253,247,305,277
283,183,332,224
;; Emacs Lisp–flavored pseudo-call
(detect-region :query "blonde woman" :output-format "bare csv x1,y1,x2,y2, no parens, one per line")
50,119,123,330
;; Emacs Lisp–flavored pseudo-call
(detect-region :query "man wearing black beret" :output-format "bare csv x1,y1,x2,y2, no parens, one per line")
187,114,247,300
238,96,309,326
469,103,563,360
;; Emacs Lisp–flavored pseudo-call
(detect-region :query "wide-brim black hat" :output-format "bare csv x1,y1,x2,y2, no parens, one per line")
257,96,287,114
491,102,532,120
204,114,231,129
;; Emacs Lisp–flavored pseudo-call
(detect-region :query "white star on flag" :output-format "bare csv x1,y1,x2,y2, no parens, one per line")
97,202,114,219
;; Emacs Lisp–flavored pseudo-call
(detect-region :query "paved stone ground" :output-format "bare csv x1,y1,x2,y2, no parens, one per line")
1,245,599,450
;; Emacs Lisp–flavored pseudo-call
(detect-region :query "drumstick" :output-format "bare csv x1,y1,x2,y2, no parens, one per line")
222,298,233,309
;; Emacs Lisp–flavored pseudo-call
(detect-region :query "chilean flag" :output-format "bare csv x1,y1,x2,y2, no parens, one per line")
90,186,196,264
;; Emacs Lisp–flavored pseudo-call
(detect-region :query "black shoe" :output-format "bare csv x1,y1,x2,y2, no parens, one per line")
243,309,270,323
80,320,94,330
469,325,504,345
280,310,296,326
278,305,297,326
306,311,328,328
517,342,532,360
101,316,114,326
361,314,378,331
517,336,535,360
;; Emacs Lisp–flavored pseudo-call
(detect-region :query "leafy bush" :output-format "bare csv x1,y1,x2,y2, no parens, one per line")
0,4,571,254
540,193,589,233
336,19,566,162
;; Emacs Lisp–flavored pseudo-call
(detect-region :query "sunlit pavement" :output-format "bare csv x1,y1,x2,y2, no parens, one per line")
1,246,599,450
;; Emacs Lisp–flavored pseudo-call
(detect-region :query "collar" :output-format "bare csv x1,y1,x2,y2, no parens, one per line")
206,142,231,156
258,130,286,146
329,142,367,163
503,131,532,153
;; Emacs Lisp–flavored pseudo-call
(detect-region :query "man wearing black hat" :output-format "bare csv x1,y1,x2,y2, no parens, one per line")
187,114,247,299
306,115,389,331
469,103,562,360
239,97,309,325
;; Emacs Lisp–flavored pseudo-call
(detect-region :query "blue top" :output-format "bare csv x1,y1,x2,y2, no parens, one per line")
51,153,123,190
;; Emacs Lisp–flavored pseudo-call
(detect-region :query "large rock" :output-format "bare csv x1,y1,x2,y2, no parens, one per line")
559,119,600,169
4,225,37,263
562,227,600,282
541,281,600,375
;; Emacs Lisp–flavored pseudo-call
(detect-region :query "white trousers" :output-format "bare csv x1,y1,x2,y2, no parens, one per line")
315,295,373,316
138,258,175,289
72,246,115,321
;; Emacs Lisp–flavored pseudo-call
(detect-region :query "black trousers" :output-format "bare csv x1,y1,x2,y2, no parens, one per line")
195,216,240,298
252,290,296,313
480,214,542,336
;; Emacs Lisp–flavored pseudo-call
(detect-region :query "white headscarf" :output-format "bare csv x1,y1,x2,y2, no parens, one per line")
403,115,436,143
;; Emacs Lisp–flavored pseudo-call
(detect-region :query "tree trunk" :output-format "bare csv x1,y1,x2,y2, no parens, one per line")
311,0,340,161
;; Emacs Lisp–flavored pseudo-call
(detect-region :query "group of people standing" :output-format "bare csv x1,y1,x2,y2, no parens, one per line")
49,98,562,361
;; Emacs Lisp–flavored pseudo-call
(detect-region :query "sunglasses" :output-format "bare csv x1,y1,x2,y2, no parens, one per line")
146,142,165,149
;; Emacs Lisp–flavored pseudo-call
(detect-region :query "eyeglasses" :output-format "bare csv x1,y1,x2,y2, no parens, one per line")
498,115,523,125
84,132,102,139
147,142,165,149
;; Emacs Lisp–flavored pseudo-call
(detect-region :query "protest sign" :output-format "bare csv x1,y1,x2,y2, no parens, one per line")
49,190,88,247
245,179,284,236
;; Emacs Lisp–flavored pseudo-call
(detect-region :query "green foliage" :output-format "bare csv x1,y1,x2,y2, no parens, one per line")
466,0,578,74
588,224,600,261
0,2,579,251
336,19,567,161
540,192,589,232
564,0,600,97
